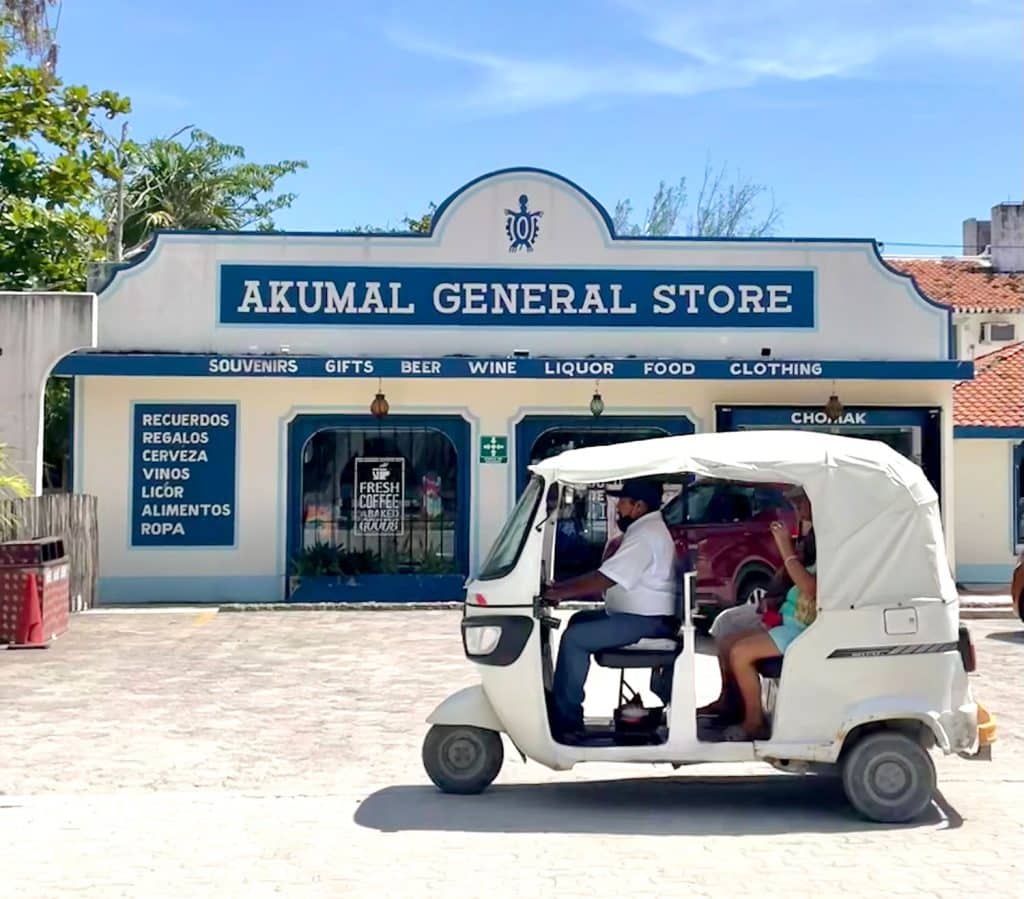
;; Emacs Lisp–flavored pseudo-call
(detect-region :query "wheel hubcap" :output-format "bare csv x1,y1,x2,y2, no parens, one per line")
444,735,480,772
874,760,909,796
866,753,915,804
747,587,766,605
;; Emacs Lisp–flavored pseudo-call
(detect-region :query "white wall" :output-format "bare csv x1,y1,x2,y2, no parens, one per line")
0,292,96,492
77,374,955,603
953,439,1019,584
955,313,1024,359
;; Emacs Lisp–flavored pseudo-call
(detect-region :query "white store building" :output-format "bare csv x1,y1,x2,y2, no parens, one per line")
55,167,981,604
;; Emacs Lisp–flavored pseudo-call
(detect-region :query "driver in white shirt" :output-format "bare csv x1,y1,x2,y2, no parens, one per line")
542,478,678,739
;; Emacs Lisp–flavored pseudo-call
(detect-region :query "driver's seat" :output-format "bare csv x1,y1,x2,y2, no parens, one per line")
592,564,688,672
593,636,682,670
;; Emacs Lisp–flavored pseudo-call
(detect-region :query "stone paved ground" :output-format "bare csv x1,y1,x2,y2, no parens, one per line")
1,610,1021,898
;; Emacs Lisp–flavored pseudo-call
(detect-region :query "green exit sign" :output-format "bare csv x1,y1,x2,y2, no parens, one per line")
479,435,508,464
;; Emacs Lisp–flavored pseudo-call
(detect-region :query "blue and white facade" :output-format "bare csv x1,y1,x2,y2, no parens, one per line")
56,168,973,604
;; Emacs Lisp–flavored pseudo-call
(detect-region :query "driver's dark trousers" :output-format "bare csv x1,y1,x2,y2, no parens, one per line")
551,609,676,731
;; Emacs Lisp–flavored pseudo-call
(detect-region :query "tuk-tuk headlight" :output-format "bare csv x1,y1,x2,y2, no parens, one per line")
464,624,503,656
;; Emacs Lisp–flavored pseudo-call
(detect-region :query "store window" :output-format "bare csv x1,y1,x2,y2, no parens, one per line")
298,426,461,575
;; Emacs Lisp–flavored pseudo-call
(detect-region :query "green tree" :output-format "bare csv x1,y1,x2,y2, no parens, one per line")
403,203,435,233
346,203,436,235
0,39,130,290
614,162,781,238
111,127,307,257
41,376,70,489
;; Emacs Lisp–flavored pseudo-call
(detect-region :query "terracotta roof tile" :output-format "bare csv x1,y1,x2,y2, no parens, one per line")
886,259,1024,314
954,341,1024,428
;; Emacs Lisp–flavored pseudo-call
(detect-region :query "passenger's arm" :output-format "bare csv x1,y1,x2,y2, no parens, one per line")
770,521,816,599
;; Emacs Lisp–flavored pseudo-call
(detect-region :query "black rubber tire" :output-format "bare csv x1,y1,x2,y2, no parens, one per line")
737,571,772,606
422,725,504,795
841,731,937,823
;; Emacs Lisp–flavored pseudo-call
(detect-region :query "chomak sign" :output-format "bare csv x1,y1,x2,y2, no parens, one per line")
218,264,815,329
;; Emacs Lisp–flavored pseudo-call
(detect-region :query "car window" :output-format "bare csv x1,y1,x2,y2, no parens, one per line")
690,484,756,524
683,484,719,524
753,487,787,516
661,492,684,527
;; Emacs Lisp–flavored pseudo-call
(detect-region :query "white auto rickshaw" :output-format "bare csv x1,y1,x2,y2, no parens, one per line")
423,431,997,823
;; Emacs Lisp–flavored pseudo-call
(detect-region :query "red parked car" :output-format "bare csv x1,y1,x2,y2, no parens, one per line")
604,478,801,628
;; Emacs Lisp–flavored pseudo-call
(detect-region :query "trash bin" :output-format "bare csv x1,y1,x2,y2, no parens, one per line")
0,538,70,645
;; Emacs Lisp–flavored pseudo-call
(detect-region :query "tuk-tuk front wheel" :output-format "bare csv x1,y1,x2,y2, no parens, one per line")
841,731,936,823
423,725,504,794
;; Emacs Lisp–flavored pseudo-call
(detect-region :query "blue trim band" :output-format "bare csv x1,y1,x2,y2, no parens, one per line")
955,564,1016,586
54,353,973,382
98,575,282,604
954,427,1024,438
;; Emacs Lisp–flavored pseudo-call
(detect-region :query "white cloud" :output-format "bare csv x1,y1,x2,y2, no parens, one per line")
387,1,1022,113
386,30,755,112
629,0,1022,79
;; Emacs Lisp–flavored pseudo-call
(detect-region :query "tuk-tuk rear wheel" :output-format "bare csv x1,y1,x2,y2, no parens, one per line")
423,724,504,794
841,731,936,823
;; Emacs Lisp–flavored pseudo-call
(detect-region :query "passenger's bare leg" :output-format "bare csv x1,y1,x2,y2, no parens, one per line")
728,633,780,739
697,631,755,715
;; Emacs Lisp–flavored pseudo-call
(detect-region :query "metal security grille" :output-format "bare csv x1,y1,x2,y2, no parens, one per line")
300,426,459,574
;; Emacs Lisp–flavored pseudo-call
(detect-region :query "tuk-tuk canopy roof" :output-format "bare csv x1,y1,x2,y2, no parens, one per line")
530,430,957,611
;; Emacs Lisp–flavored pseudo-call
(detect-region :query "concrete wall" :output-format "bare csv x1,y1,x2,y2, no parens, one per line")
991,203,1024,273
963,218,992,256
954,439,1019,584
77,374,954,603
0,293,96,492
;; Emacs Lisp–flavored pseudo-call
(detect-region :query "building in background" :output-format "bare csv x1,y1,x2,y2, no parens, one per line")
53,168,981,603
885,202,1024,587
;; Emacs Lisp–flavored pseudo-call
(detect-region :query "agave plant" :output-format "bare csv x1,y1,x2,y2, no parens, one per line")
0,443,31,532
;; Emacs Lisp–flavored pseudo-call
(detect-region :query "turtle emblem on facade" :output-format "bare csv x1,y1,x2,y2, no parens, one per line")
504,194,543,253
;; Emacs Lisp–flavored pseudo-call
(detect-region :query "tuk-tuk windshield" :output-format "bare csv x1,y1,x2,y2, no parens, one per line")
478,475,545,580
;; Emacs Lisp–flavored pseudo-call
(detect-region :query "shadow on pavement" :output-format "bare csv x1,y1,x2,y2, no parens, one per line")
986,630,1024,645
355,775,960,836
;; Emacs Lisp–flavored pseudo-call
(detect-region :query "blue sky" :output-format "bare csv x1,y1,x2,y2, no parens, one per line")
53,0,1022,250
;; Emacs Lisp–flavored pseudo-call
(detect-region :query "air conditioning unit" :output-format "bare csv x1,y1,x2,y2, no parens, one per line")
981,321,1016,343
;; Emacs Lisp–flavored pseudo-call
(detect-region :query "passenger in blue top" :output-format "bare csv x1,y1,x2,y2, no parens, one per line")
724,509,818,741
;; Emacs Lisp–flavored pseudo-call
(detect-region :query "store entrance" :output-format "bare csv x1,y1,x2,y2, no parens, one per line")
286,414,470,602
515,415,694,578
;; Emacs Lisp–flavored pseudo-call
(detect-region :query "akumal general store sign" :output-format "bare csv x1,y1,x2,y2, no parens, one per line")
219,265,815,328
